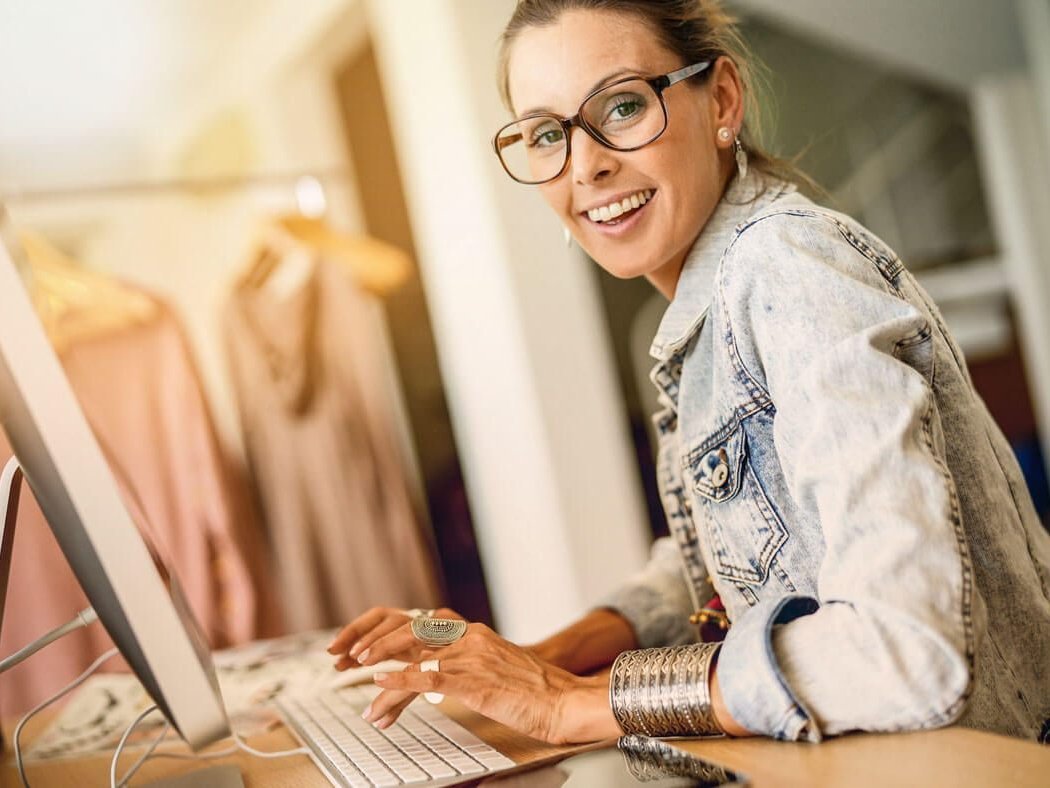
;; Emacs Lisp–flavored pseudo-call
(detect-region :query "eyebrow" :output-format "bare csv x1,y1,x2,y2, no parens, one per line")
516,67,637,118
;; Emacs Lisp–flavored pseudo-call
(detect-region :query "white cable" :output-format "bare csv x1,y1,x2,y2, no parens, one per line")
115,719,170,787
0,607,97,673
109,704,160,788
104,716,308,785
12,643,305,787
13,646,120,787
233,732,309,759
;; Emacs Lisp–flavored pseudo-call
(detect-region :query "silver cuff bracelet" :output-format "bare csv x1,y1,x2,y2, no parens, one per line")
609,643,725,737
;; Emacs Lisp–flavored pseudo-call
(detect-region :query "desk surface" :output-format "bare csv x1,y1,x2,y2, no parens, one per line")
5,703,1050,788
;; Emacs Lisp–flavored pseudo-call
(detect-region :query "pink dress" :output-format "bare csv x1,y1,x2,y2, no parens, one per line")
0,298,276,718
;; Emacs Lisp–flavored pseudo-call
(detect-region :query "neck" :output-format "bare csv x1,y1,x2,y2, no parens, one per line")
649,164,737,301
645,246,689,301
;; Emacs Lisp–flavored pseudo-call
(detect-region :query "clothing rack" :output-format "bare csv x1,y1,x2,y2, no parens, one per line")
0,167,354,204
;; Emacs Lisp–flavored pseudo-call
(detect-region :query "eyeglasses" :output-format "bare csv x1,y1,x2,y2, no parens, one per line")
492,60,712,185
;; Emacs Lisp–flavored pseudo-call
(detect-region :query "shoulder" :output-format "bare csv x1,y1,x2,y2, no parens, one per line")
717,196,905,303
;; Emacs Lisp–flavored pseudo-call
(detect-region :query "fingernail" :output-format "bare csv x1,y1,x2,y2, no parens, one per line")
348,640,363,657
361,704,374,721
357,648,371,664
373,672,388,683
375,715,392,729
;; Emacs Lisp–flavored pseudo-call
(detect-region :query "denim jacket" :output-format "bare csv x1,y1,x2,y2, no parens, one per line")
602,173,1050,743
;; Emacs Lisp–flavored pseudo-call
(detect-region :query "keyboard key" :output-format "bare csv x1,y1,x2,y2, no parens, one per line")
277,689,515,786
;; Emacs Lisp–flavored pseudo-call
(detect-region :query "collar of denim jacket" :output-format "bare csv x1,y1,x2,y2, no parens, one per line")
649,172,797,362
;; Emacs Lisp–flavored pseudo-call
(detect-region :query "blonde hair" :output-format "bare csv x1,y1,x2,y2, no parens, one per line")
497,0,817,193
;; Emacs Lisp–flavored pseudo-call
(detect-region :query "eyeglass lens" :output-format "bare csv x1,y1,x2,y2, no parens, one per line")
496,79,667,184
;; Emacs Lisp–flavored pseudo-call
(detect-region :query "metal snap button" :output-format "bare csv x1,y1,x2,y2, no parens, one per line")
711,462,729,488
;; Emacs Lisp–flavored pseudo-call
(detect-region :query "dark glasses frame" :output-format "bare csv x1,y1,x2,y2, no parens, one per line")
492,59,713,185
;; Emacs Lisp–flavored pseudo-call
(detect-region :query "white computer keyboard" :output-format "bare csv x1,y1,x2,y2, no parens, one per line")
276,685,517,787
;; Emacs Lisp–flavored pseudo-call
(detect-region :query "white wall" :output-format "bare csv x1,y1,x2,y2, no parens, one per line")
7,1,379,459
969,0,1050,487
732,0,1024,92
367,0,651,641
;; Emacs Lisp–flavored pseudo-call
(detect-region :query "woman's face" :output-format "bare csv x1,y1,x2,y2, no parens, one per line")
506,10,740,297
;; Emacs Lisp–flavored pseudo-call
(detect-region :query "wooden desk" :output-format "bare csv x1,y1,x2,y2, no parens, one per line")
1,702,586,788
674,728,1050,788
5,705,1050,787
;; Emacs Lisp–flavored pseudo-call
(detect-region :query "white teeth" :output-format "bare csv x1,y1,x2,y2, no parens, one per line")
586,190,653,223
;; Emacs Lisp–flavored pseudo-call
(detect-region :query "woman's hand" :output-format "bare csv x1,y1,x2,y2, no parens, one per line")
360,622,621,744
522,608,638,674
327,606,464,670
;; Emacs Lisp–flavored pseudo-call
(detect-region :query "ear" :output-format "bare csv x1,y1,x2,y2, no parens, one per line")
708,56,745,149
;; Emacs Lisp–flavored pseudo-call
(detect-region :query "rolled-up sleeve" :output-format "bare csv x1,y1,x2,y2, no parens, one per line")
599,535,703,648
714,213,974,741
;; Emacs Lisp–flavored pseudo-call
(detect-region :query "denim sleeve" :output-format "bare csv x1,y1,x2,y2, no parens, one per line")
597,536,701,648
715,212,973,741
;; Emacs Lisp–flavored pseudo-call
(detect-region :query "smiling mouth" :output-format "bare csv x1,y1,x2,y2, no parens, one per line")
583,189,655,226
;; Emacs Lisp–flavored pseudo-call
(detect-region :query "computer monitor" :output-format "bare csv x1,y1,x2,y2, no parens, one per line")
0,234,229,749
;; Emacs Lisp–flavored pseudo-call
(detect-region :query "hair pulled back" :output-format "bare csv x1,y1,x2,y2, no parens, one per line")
497,0,809,189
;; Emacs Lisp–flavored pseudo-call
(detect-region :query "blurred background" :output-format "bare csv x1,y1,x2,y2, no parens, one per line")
1,0,1048,718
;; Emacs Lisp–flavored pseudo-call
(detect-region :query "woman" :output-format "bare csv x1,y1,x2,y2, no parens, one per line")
329,0,1050,744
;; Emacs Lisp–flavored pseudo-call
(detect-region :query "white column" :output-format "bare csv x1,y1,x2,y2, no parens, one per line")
1018,0,1050,153
972,73,1050,488
366,0,650,641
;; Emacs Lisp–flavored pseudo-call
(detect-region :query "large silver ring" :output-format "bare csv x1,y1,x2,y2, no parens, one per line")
410,617,467,647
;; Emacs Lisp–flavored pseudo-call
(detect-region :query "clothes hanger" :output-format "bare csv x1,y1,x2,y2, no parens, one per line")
15,230,158,354
268,215,411,297
241,178,411,299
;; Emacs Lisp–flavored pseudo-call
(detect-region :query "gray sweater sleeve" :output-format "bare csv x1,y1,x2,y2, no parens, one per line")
597,536,701,648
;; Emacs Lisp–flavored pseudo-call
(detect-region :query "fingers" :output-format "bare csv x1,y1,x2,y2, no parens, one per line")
328,607,466,658
360,618,484,666
329,607,467,655
345,616,412,663
432,607,465,621
374,661,460,694
355,624,420,666
327,607,394,654
360,688,418,729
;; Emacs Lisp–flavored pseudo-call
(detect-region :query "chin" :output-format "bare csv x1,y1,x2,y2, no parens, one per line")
579,233,667,281
594,254,658,280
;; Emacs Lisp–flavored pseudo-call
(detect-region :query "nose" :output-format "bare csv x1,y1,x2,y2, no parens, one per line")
570,126,619,185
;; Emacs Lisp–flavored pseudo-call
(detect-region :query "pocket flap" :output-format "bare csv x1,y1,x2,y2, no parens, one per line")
685,424,747,502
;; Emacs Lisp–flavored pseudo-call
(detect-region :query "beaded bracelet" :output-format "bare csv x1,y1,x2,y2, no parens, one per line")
609,644,725,737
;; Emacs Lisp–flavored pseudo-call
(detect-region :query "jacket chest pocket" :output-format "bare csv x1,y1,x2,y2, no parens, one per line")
684,422,788,587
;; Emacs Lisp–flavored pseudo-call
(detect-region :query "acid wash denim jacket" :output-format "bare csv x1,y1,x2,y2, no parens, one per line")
602,172,1050,743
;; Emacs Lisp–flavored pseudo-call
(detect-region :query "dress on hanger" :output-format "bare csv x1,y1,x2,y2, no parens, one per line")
224,231,440,632
0,237,274,717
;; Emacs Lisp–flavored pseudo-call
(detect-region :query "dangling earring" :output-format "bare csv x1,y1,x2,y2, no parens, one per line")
563,225,574,248
733,135,749,180
717,126,747,180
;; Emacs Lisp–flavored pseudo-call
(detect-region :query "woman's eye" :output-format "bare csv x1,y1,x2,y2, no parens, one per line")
603,94,646,123
529,125,564,148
